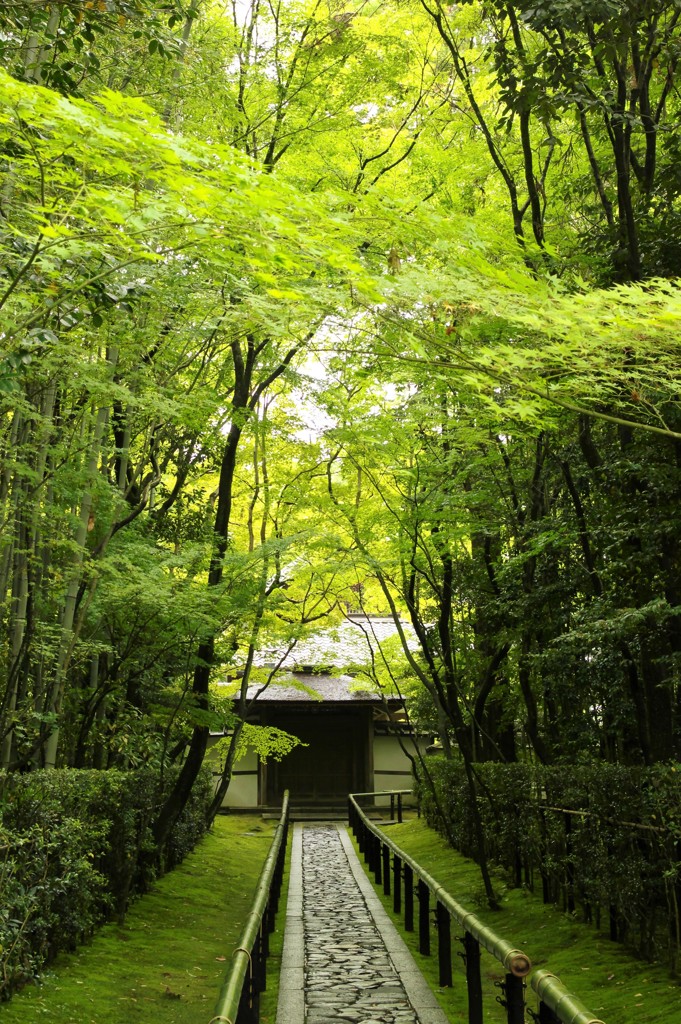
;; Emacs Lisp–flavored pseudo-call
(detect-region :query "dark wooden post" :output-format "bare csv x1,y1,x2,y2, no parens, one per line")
503,974,525,1024
238,952,258,1024
358,818,366,859
538,1001,561,1024
383,843,391,895
261,916,269,962
393,854,401,913
404,863,414,931
418,880,430,955
564,812,575,914
463,932,482,1024
436,902,452,987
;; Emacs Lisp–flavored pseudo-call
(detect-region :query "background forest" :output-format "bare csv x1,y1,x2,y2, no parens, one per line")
0,0,680,996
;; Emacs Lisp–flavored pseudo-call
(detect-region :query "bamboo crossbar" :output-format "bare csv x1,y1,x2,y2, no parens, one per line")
532,969,606,1024
212,790,290,1024
348,793,531,976
532,802,667,835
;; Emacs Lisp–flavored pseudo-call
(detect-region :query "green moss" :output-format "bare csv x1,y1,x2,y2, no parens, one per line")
354,818,681,1024
0,815,277,1024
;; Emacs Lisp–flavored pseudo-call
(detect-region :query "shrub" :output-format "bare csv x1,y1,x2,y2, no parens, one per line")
0,766,212,1000
416,758,681,967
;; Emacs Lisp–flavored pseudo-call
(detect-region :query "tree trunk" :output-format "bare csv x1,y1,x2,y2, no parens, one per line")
152,336,298,851
43,393,111,767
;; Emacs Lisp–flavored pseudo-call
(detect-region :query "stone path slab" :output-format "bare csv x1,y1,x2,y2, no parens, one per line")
276,823,449,1024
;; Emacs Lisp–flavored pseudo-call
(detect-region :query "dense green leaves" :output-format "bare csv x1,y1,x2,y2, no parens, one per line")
0,0,680,953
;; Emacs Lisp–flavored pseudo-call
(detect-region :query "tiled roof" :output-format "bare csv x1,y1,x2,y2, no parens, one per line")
216,615,415,705
243,673,385,703
259,614,417,670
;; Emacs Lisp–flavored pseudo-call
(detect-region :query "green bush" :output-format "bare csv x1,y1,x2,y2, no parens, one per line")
164,765,214,870
416,758,681,964
0,766,212,1000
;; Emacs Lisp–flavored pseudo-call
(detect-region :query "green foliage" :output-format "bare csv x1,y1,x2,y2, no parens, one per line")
2,0,681,1002
0,814,279,1024
417,757,681,966
234,722,304,763
0,766,212,999
0,1,186,97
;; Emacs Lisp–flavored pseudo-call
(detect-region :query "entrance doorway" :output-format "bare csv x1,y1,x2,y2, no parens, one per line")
265,709,369,805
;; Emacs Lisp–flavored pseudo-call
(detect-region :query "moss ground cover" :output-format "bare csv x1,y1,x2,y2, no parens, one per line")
355,817,681,1024
0,814,277,1024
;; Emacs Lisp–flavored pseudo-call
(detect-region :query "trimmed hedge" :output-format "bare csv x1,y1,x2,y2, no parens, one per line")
416,758,681,967
0,766,212,1000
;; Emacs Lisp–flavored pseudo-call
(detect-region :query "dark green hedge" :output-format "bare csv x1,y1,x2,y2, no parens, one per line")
416,758,681,965
0,766,213,1000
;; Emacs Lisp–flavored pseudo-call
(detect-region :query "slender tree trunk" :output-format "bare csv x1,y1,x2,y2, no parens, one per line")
152,416,243,848
1,538,28,767
152,336,298,851
163,4,201,125
42,375,113,767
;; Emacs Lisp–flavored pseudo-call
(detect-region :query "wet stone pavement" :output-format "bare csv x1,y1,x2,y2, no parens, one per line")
302,825,420,1024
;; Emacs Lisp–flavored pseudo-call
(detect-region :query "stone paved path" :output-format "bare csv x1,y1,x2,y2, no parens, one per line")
302,825,420,1024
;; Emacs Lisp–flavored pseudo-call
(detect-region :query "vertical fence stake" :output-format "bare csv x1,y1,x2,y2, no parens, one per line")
418,879,430,956
261,916,269,963
564,812,575,914
397,792,403,823
374,834,382,885
393,854,401,914
237,955,258,1024
462,932,482,1024
382,843,391,896
361,818,369,864
609,903,618,942
503,973,525,1024
404,863,414,932
436,902,452,987
538,1000,562,1024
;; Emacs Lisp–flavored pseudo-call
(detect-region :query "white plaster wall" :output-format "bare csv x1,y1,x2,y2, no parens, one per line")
373,734,414,771
210,744,259,808
224,770,259,808
372,734,416,806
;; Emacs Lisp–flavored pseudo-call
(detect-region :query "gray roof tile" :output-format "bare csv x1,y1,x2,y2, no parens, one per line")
259,614,417,670
244,673,384,703
218,616,416,705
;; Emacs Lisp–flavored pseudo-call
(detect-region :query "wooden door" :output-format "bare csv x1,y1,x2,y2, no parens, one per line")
265,709,368,804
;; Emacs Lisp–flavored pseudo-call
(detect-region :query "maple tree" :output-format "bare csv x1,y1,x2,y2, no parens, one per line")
0,0,679,864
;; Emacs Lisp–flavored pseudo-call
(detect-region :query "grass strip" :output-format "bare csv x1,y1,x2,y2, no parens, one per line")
0,814,278,1024
353,817,680,1024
